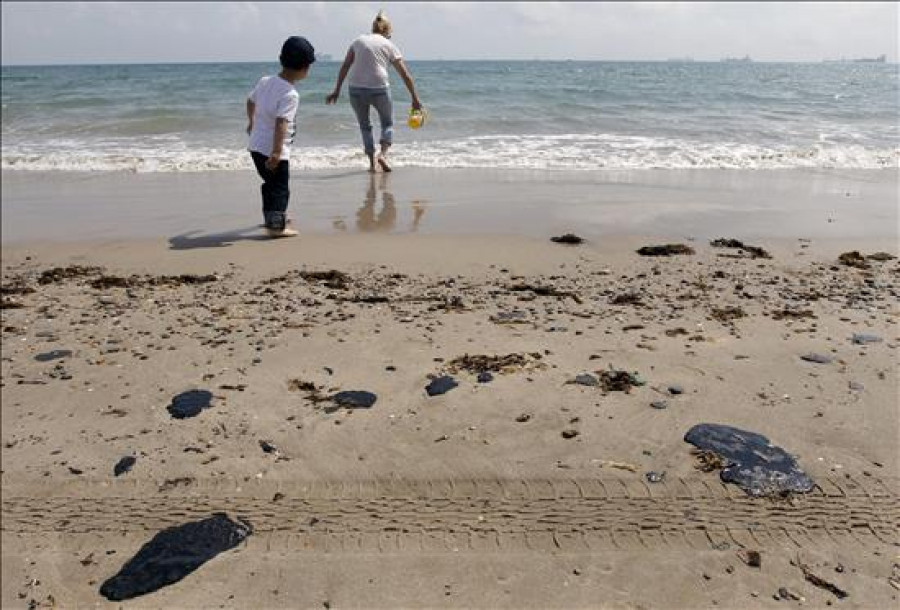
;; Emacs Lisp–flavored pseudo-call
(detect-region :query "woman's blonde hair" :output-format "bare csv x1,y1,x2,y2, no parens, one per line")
372,10,392,36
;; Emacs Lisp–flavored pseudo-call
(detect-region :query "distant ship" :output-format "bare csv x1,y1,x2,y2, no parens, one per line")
666,57,695,62
316,53,333,61
721,55,752,63
823,54,887,63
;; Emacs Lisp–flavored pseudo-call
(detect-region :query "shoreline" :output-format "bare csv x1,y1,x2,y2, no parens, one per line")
2,167,897,245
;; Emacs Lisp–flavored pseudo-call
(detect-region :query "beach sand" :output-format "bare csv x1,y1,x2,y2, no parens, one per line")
2,168,897,244
1,169,898,609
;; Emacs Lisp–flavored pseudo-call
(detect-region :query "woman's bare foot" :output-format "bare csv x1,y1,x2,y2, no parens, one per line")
376,153,392,172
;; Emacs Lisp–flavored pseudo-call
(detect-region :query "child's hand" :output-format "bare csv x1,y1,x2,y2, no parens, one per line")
265,155,281,171
246,122,253,135
325,92,339,105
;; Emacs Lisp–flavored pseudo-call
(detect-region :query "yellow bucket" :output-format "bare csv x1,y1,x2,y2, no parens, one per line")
407,108,426,129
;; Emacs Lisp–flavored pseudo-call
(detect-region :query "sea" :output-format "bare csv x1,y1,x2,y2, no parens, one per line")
1,60,897,172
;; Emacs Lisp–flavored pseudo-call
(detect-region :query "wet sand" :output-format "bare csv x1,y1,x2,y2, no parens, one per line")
2,168,897,243
2,170,899,609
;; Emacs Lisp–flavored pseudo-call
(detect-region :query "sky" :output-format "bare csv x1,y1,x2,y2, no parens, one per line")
1,1,897,65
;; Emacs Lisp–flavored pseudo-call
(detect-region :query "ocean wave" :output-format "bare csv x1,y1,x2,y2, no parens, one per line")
2,135,897,172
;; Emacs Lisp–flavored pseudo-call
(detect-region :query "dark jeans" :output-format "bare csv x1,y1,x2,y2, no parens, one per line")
250,151,290,230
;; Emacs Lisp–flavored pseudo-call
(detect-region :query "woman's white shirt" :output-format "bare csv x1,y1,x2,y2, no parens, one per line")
348,34,402,88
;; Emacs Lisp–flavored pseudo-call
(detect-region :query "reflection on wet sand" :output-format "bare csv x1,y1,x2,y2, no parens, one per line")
357,173,397,232
411,199,425,232
332,173,427,233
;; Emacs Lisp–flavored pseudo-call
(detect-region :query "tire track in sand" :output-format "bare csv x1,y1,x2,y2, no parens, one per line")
3,476,897,552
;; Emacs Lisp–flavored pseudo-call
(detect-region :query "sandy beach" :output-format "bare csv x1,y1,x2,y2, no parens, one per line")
2,168,898,244
4,1,899,605
1,169,899,609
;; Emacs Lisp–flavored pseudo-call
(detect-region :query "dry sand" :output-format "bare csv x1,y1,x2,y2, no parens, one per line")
2,228,898,609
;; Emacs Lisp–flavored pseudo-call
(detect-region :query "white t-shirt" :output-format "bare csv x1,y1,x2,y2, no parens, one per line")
247,75,300,159
348,33,403,89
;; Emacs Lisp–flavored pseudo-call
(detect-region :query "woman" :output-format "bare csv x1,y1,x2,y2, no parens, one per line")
326,10,423,172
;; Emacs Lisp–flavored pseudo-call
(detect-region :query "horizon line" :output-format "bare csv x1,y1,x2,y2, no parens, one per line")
3,58,896,68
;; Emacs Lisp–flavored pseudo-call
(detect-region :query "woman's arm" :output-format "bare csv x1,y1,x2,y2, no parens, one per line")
326,48,355,104
392,58,422,110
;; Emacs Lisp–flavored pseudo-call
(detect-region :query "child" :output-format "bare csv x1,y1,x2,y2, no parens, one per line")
247,36,315,237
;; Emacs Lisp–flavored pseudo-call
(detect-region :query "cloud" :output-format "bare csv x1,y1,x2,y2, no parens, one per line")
1,1,897,64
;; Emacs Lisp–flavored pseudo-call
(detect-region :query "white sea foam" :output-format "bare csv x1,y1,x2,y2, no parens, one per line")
2,134,897,172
